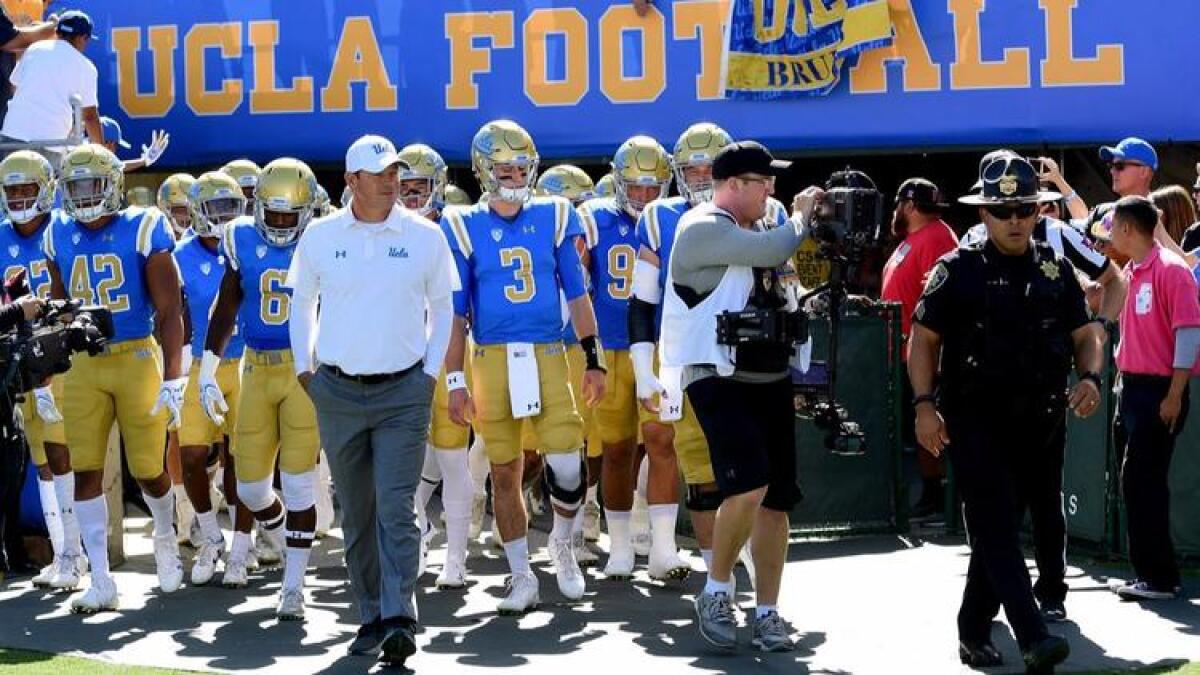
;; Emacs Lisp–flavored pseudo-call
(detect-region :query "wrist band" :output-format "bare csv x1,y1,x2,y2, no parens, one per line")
913,393,937,409
446,371,467,391
1064,190,1078,203
580,335,606,373
1080,371,1102,390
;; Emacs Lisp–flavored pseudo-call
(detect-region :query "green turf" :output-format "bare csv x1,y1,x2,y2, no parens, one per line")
1075,664,1200,675
0,648,206,674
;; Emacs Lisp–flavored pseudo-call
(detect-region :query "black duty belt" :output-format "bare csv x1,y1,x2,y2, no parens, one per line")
325,360,422,385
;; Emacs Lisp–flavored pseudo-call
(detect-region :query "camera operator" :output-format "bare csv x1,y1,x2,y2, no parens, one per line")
0,288,43,576
660,141,812,652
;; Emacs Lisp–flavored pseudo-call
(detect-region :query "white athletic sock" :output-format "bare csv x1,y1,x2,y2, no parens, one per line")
635,456,649,499
435,447,472,565
648,503,678,555
502,536,531,575
75,496,110,580
284,546,312,591
605,509,632,552
37,479,63,556
467,436,490,495
416,444,441,517
551,511,574,539
571,506,584,535
196,509,221,543
704,575,733,596
53,473,80,556
700,548,714,570
144,489,176,538
230,531,251,563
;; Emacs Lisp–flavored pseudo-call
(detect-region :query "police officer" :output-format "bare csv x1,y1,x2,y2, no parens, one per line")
907,155,1104,672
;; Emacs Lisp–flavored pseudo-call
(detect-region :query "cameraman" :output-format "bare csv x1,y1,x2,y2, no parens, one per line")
0,291,44,576
661,141,813,652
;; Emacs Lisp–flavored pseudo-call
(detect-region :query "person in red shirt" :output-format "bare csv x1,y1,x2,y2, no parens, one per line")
881,178,959,518
1107,195,1200,601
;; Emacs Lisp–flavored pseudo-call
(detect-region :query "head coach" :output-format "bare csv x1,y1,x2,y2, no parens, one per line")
660,141,820,652
286,135,459,667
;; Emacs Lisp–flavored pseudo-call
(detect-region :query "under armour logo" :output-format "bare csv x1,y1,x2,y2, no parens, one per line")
335,250,347,259
388,247,408,259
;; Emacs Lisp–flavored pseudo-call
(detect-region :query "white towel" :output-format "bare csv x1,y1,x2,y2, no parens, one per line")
658,364,684,423
507,343,542,419
795,337,813,374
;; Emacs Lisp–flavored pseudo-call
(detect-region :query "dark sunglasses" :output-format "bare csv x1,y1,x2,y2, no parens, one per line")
984,202,1039,220
1109,161,1144,172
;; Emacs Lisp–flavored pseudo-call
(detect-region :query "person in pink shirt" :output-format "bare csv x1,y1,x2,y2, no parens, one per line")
881,178,958,518
1108,195,1200,601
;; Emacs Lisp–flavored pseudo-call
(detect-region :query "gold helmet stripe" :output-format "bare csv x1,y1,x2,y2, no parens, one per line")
445,208,473,259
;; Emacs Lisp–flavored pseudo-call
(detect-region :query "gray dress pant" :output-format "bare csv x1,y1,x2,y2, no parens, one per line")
306,363,434,625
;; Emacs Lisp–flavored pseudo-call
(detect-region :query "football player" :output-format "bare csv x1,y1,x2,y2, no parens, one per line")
442,120,605,614
125,186,154,208
579,136,691,581
220,159,261,216
0,151,85,591
536,165,595,206
628,123,789,575
200,158,322,620
395,142,474,589
444,183,472,207
594,174,615,199
157,173,196,239
45,144,187,612
174,172,247,587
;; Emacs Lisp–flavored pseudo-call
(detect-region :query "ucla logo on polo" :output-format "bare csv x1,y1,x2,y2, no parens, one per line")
388,247,408,259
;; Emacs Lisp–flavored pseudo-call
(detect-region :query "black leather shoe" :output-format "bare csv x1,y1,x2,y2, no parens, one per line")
347,619,384,656
959,639,1003,667
1023,635,1069,673
1039,599,1067,623
379,623,417,667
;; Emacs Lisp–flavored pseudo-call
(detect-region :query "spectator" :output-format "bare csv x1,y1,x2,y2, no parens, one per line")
1106,195,1200,601
880,178,957,517
100,116,170,173
0,5,57,53
1101,137,1156,199
0,10,102,165
1032,156,1089,222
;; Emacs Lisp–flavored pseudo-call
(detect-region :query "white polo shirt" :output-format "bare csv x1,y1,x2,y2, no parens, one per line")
286,204,459,378
2,38,98,145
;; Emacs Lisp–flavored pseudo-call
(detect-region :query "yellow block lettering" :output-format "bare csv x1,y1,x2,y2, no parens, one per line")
673,0,728,101
249,21,315,113
444,12,515,110
1038,0,1123,87
849,0,941,93
184,22,243,116
753,0,789,42
112,26,177,118
949,0,1031,90
321,16,398,113
523,8,589,107
599,4,667,104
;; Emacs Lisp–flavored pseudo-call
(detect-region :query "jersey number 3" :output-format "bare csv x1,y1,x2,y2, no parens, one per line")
500,247,536,303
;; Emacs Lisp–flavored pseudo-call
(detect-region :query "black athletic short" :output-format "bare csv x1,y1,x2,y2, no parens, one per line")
686,374,801,512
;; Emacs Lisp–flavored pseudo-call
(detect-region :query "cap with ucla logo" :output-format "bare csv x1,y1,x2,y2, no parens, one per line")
346,135,406,174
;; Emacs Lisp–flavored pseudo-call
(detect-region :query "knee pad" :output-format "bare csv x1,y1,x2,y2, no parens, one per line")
281,471,316,512
237,478,276,513
543,451,585,508
685,484,724,512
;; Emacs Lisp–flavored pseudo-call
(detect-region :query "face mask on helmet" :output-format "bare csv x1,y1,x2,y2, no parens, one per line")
2,181,48,224
481,159,538,205
195,197,244,237
398,177,435,215
615,177,667,219
255,200,311,246
64,176,116,222
676,161,715,207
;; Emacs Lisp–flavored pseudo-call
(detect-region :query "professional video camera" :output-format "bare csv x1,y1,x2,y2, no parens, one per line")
0,299,114,395
792,168,885,457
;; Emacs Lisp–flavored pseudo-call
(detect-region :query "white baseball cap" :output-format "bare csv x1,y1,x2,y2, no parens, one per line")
345,134,403,174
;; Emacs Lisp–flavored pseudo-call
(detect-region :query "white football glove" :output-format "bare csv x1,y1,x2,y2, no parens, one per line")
140,129,170,167
630,342,664,401
197,351,228,426
150,376,187,431
33,386,62,424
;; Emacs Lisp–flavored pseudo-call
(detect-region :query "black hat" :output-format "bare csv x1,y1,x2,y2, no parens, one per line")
959,154,1061,205
712,141,791,180
895,178,949,210
969,148,1019,192
57,10,97,40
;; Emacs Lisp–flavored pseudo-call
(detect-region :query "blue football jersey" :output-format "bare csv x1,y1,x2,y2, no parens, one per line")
578,197,640,350
175,235,245,359
43,206,175,343
441,197,586,345
222,216,295,351
0,209,65,299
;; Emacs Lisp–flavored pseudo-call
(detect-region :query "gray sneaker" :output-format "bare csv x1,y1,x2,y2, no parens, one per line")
694,591,738,650
752,611,795,652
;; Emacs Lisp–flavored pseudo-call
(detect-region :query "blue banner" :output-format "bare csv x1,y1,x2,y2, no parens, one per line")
68,0,1195,166
723,0,893,100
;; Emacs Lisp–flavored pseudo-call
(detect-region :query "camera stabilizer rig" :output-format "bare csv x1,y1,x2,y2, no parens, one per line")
0,299,114,395
793,181,886,457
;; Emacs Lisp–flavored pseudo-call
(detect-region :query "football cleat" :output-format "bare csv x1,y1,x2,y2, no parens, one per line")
648,548,692,582
435,556,467,590
604,546,636,581
191,536,225,586
32,559,57,588
153,533,185,593
497,571,539,615
573,531,598,568
550,535,586,600
222,555,249,589
276,587,306,621
70,576,119,614
48,553,85,591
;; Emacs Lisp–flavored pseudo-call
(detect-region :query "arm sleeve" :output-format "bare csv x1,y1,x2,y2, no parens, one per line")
1057,224,1110,280
1173,326,1200,370
674,217,802,271
422,230,459,378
